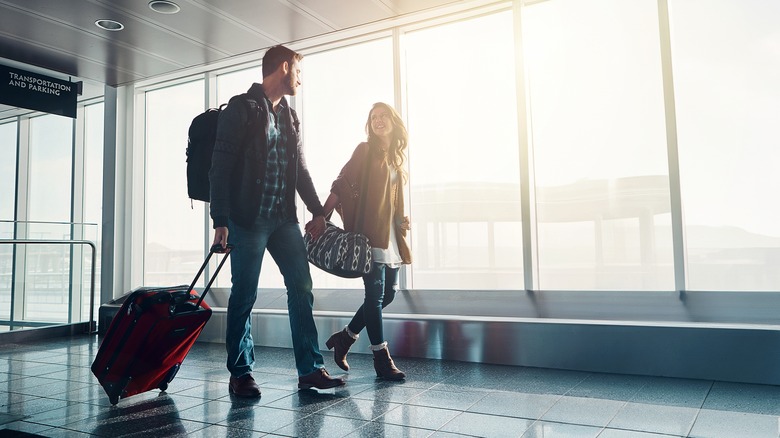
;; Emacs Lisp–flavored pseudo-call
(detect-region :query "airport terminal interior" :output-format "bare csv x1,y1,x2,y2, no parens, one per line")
2,0,780,437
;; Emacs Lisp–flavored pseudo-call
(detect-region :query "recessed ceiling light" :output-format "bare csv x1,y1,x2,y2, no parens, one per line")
149,0,181,14
95,19,124,31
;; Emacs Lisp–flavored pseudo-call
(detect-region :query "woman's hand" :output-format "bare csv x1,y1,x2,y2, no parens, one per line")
400,216,411,231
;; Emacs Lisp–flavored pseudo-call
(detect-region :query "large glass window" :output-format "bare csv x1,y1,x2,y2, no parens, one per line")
26,115,74,321
301,38,394,289
145,80,207,286
405,11,522,290
0,121,17,321
0,122,15,222
132,2,780,297
217,67,262,104
84,103,104,234
524,0,673,290
82,103,104,318
670,0,780,291
28,115,73,222
1,108,101,325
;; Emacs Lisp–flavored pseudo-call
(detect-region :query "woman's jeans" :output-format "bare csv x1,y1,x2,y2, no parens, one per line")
226,215,324,377
348,263,399,346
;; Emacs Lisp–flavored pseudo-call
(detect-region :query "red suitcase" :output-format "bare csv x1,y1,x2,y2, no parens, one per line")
91,244,231,405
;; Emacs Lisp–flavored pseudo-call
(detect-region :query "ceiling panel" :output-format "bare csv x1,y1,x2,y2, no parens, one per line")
101,0,279,56
383,0,462,14
294,0,394,29
196,0,334,44
1,6,183,76
0,0,477,92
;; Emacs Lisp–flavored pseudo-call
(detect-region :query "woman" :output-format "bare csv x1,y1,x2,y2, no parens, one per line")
321,102,412,380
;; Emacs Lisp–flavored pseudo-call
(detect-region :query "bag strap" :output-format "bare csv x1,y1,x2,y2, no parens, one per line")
237,94,262,130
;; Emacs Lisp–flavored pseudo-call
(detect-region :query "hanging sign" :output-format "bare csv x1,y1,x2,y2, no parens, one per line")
1,64,79,118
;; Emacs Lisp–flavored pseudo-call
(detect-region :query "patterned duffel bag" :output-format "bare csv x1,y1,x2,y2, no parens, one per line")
304,221,372,278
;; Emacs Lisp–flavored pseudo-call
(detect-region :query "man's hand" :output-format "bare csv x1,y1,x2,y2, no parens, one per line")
213,227,229,249
305,215,327,240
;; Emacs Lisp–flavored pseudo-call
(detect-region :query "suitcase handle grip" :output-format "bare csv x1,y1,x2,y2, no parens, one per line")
189,244,234,310
211,243,231,254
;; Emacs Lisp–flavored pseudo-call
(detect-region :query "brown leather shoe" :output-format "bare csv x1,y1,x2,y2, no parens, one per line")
298,368,346,390
229,374,261,398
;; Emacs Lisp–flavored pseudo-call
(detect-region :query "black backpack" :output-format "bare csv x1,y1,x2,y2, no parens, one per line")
185,95,260,203
185,95,301,203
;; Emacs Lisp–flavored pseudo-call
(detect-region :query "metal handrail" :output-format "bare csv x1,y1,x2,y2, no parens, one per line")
0,239,97,334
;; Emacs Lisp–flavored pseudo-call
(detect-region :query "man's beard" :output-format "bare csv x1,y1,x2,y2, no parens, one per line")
285,72,297,95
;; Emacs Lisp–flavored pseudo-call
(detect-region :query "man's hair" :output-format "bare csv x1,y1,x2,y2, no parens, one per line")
262,45,303,78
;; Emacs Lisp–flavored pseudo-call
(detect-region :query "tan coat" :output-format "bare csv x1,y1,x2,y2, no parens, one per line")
331,142,412,264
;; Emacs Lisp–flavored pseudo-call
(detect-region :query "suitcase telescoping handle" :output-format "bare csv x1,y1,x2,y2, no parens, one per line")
190,243,233,309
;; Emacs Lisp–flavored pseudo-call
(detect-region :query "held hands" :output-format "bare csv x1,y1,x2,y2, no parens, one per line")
304,215,405,240
400,216,411,231
305,215,327,240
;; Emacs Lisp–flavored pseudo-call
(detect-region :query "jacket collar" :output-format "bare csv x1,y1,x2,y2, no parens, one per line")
247,82,288,112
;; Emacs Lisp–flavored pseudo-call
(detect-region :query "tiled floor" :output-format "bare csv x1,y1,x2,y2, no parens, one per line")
1,335,780,437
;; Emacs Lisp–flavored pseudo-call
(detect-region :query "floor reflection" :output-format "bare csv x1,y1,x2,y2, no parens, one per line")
2,335,780,437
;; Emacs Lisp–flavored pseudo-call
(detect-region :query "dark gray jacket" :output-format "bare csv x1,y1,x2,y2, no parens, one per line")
208,83,324,229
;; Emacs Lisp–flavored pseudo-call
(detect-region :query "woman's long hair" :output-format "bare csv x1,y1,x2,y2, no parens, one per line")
365,102,408,183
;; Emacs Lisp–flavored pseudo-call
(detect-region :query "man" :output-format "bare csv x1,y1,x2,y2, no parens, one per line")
209,45,343,397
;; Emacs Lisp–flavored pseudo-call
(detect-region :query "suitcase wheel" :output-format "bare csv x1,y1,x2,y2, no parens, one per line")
159,363,181,392
109,395,119,405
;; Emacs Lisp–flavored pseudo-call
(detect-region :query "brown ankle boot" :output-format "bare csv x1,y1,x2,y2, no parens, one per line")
372,346,405,381
325,328,356,371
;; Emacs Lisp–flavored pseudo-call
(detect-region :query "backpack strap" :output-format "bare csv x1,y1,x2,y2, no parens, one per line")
234,93,299,148
225,94,264,150
230,93,262,127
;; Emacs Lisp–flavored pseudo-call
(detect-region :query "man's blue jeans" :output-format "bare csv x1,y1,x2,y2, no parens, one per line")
226,215,324,377
347,263,399,346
